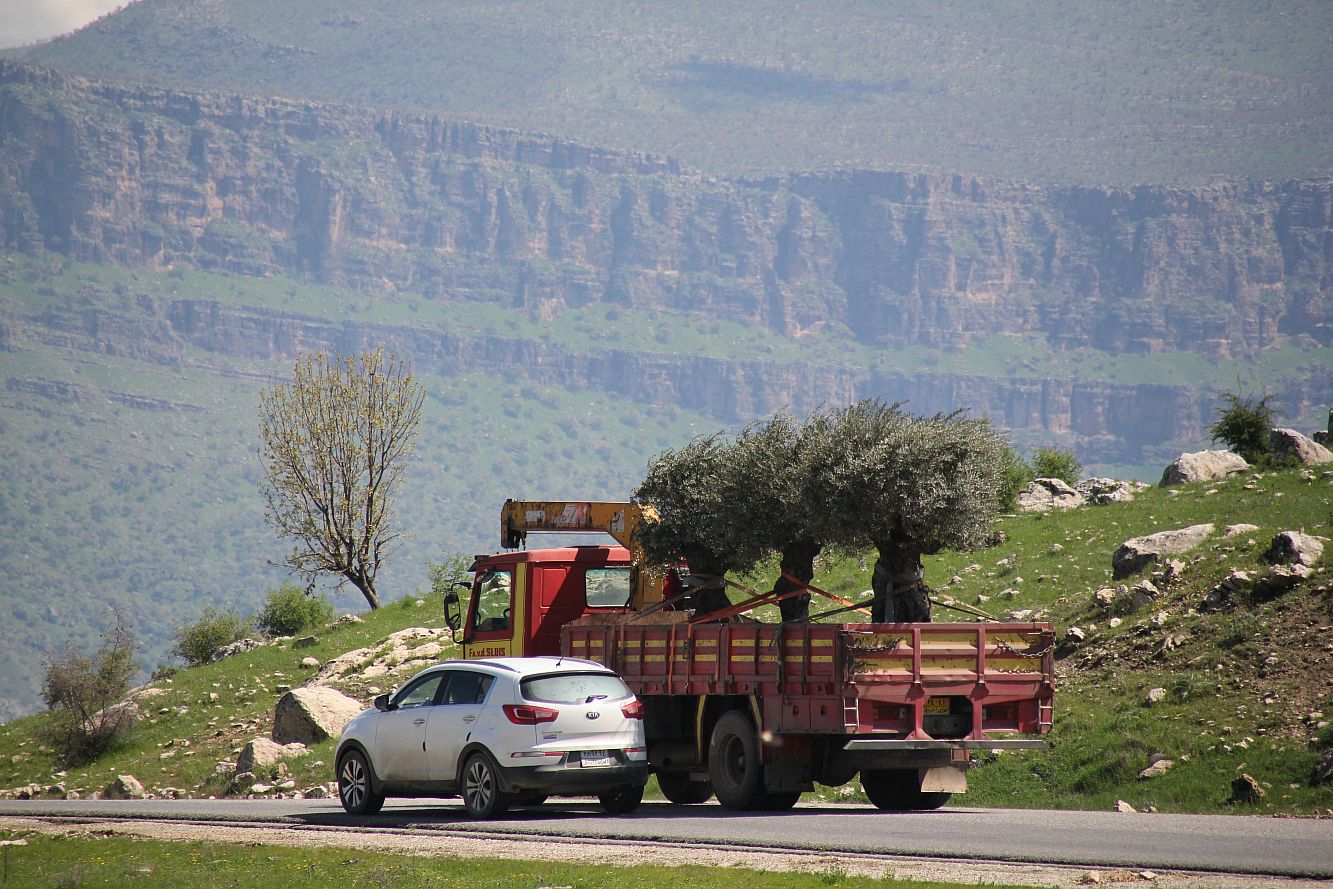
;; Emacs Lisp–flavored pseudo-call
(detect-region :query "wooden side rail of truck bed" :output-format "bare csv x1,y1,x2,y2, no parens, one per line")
562,619,1055,742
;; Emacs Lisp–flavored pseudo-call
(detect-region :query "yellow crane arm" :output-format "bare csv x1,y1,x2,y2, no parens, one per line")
499,500,663,609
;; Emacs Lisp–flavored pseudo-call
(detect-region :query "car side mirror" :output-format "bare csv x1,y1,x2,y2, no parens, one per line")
373,693,392,712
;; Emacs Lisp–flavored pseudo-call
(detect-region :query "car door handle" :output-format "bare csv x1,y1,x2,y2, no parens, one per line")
413,718,426,726
462,715,476,723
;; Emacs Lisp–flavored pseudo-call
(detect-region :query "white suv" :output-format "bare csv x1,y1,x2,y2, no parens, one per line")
335,657,648,819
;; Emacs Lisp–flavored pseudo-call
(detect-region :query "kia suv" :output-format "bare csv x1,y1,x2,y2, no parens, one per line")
335,657,648,818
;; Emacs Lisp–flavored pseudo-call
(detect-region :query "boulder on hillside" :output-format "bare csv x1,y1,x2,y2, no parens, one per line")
1313,750,1333,787
1159,450,1248,486
1017,478,1085,512
90,699,141,734
1264,531,1325,568
1113,524,1215,579
103,774,144,800
235,738,308,775
1269,428,1333,465
272,686,364,745
1076,477,1142,505
211,638,260,662
1228,773,1265,804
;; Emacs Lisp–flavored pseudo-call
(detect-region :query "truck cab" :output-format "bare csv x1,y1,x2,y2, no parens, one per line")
454,546,633,659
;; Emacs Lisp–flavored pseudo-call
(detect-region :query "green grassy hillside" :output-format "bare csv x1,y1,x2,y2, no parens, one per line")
1,249,1328,720
13,0,1332,185
1,465,1328,814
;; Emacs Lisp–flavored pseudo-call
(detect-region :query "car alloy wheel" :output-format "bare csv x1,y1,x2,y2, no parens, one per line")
462,752,512,819
338,750,384,815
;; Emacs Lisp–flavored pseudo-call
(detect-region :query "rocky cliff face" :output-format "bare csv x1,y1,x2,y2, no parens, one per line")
1,62,1328,362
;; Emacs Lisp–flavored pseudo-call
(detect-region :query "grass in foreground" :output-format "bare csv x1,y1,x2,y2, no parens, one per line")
0,831,1013,889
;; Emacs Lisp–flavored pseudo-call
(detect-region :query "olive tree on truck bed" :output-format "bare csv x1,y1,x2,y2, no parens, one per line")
258,348,424,610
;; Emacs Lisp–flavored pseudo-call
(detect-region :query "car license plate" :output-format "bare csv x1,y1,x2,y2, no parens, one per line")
580,750,613,768
924,698,951,715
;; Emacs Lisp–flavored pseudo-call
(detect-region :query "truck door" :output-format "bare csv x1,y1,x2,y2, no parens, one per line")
461,570,517,661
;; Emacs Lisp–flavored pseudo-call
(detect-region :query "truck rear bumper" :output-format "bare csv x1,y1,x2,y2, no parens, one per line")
842,738,1049,751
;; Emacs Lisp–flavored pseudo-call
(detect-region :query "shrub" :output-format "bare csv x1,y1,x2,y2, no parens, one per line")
1209,389,1282,464
42,622,138,764
996,443,1034,510
173,606,253,666
1029,446,1082,485
256,582,334,637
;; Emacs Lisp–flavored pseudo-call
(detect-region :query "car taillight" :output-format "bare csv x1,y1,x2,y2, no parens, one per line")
503,704,559,725
621,700,644,719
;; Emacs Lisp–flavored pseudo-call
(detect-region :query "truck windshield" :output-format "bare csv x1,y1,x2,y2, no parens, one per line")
471,569,513,633
585,567,631,608
521,672,631,704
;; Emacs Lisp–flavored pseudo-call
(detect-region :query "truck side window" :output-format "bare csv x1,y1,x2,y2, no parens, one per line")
585,568,631,608
472,569,513,633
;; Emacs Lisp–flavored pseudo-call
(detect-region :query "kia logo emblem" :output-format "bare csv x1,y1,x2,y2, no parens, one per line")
585,711,600,719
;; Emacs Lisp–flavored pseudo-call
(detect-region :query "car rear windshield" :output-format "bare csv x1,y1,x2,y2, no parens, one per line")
520,672,632,704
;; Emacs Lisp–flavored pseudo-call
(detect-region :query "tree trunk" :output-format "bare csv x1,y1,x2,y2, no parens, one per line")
870,540,931,623
774,539,820,623
348,573,381,610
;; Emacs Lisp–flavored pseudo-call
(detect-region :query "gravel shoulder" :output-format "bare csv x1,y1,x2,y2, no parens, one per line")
3,815,1327,889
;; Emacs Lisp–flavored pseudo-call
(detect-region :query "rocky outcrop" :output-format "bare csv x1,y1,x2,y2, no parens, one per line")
1265,531,1325,568
235,738,308,775
1112,524,1215,579
0,61,1328,362
1269,428,1333,465
1159,450,1249,486
1017,478,1084,512
102,774,144,799
271,686,364,745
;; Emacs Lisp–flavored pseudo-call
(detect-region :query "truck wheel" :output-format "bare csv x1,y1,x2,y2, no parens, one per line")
598,783,643,814
709,711,766,810
657,772,713,804
861,769,951,811
462,751,513,819
337,749,385,816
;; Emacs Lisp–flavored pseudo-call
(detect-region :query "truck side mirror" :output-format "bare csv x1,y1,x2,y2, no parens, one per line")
443,584,467,642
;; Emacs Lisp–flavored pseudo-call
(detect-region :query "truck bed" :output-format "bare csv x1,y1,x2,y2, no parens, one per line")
563,619,1055,740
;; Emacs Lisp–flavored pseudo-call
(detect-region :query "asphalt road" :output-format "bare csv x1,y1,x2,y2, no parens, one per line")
2,798,1331,878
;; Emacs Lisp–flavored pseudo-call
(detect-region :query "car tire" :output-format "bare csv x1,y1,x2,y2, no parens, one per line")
462,751,512,819
708,710,766,810
656,772,714,804
598,783,644,814
861,769,951,811
337,749,385,816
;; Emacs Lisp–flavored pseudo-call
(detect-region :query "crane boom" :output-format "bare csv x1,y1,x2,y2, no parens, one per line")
500,500,663,609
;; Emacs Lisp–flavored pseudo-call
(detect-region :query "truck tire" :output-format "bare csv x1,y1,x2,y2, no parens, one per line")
657,772,714,804
708,711,766,810
861,769,951,811
462,751,513,819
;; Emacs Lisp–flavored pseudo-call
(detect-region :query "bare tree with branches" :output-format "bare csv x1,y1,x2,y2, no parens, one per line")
258,348,424,609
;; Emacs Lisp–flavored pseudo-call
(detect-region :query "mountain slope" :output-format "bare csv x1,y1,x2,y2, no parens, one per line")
10,0,1333,185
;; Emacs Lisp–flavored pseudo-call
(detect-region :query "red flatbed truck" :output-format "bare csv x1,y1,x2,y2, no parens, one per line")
445,501,1054,811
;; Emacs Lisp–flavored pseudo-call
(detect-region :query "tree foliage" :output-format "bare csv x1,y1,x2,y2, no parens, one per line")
634,400,1007,623
1209,389,1282,465
42,621,139,764
259,349,424,609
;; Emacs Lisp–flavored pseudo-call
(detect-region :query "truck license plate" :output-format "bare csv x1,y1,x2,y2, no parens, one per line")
580,750,613,767
924,698,951,715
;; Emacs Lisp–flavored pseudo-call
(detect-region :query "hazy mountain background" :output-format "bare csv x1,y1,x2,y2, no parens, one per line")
0,0,1329,720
